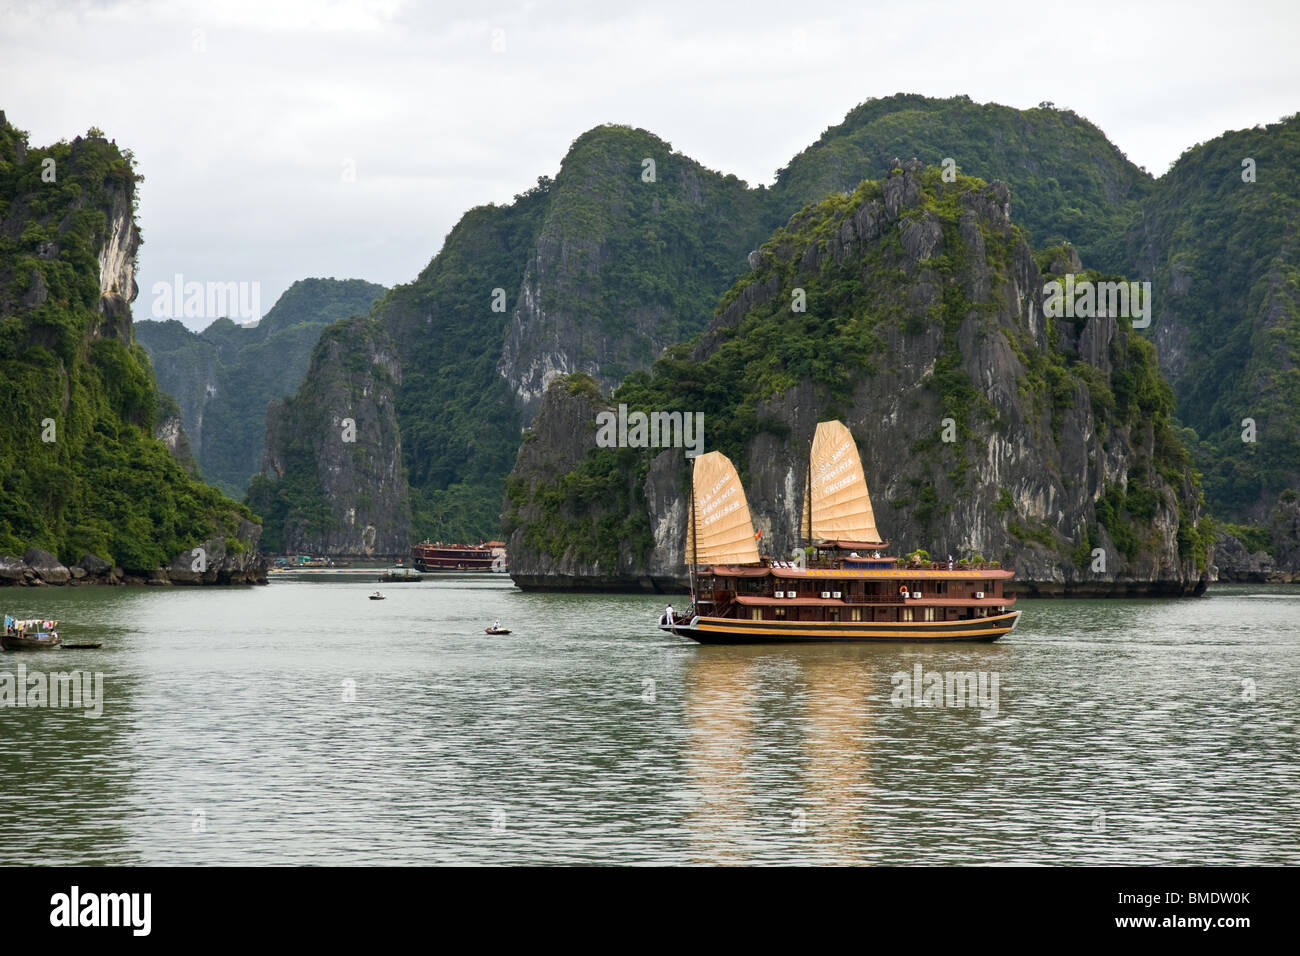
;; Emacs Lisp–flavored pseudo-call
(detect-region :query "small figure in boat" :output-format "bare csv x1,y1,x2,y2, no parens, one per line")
664,604,675,627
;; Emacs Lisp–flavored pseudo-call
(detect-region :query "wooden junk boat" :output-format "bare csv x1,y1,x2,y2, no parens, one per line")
411,541,507,572
659,421,1020,644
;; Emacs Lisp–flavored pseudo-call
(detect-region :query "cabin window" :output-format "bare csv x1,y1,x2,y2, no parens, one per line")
828,610,840,622
774,608,786,618
851,608,861,622
901,608,913,622
751,609,762,620
924,607,936,622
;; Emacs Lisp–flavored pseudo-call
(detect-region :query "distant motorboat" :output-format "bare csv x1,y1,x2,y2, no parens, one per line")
369,592,386,601
485,625,511,635
378,567,422,582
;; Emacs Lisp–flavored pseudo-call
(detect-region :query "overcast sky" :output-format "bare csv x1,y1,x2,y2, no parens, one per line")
3,0,1297,329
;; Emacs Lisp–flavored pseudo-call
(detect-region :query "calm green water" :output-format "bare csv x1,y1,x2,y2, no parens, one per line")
1,577,1296,865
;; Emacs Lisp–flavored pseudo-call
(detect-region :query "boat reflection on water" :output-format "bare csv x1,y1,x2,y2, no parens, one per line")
799,653,873,862
683,644,875,865
683,648,759,865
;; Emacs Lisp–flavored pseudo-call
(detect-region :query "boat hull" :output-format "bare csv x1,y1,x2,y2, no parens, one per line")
1,634,62,650
661,610,1020,644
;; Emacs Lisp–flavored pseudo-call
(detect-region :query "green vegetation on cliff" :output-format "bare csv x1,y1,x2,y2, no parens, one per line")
391,188,550,544
256,127,779,549
1129,114,1300,523
508,165,1208,579
396,129,775,543
0,115,254,571
777,93,1153,273
258,95,1290,564
535,125,776,364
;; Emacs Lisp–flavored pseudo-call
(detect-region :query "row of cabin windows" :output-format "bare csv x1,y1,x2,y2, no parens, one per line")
746,582,996,597
749,606,987,623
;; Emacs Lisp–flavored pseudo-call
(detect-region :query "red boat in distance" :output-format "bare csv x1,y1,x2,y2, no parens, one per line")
412,540,508,572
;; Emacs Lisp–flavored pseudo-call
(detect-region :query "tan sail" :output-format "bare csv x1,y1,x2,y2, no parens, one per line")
806,420,883,545
689,451,761,566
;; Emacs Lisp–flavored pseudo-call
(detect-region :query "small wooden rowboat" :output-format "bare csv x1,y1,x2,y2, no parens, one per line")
484,626,511,635
61,642,103,649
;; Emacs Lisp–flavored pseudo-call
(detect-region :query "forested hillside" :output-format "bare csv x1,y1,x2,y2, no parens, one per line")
0,112,259,577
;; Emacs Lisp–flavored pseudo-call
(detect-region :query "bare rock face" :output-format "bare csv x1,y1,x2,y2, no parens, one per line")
138,326,222,464
0,555,27,584
1212,493,1300,582
259,317,412,555
154,404,199,476
505,379,645,588
495,127,767,424
96,186,139,338
1211,533,1277,583
167,518,267,585
1269,494,1300,571
78,554,113,577
21,548,70,585
20,267,47,308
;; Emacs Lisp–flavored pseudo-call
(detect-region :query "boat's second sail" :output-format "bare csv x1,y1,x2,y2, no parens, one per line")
803,420,883,546
688,451,761,566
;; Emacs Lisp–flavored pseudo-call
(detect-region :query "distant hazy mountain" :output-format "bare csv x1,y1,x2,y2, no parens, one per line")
135,277,386,497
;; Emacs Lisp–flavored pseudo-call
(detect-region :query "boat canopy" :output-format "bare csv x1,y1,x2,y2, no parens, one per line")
689,451,762,567
803,420,884,546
